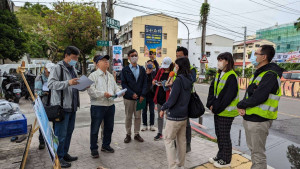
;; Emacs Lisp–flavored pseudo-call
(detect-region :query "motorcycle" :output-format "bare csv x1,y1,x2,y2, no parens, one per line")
21,71,36,100
1,72,22,103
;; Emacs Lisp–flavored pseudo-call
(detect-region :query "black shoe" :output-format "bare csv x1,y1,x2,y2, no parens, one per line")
91,150,99,158
124,134,131,143
60,159,71,168
186,143,191,153
154,133,162,141
39,143,45,150
101,146,115,153
134,134,144,142
63,153,78,162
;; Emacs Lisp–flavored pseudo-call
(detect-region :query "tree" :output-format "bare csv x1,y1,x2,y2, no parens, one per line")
0,10,27,63
296,18,300,31
16,3,51,58
199,1,210,74
46,2,102,74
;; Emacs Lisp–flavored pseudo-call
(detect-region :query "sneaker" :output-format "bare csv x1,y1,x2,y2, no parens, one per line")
209,157,219,163
154,133,163,141
134,134,144,142
39,142,45,150
141,125,148,131
213,159,231,168
101,146,115,153
60,158,71,168
124,134,131,143
91,150,99,158
63,153,78,162
150,125,156,131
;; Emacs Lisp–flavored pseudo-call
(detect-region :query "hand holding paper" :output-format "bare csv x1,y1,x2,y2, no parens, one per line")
69,75,94,90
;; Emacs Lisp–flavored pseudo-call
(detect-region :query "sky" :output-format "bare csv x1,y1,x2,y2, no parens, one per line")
13,0,300,41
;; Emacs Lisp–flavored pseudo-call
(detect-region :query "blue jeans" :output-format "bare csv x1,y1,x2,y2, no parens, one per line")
54,111,76,159
142,97,155,126
90,105,115,151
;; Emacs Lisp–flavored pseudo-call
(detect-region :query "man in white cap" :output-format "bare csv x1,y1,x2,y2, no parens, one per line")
34,62,55,150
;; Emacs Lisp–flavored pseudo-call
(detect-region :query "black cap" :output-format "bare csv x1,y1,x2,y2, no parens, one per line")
95,55,110,63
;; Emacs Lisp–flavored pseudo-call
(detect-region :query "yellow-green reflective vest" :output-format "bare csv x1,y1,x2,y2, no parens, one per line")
245,70,281,120
213,70,239,117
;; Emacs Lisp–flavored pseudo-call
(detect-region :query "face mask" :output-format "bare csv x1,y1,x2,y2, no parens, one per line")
130,57,138,64
217,61,225,70
69,59,77,66
250,54,259,66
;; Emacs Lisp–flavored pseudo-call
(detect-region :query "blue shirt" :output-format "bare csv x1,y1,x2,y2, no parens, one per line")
129,64,140,81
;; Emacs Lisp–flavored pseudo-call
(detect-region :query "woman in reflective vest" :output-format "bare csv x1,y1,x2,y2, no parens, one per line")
206,52,239,168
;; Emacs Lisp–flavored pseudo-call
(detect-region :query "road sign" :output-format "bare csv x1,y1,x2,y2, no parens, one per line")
200,55,209,63
106,17,120,29
97,40,110,47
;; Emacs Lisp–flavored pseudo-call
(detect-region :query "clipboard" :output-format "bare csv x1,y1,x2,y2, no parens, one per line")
136,98,146,111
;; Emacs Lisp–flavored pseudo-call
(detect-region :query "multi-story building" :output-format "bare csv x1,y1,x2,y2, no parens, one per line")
117,13,178,66
256,23,300,53
233,39,275,68
178,34,234,70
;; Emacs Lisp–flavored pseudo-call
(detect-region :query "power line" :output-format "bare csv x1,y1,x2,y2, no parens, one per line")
249,0,300,15
262,0,300,14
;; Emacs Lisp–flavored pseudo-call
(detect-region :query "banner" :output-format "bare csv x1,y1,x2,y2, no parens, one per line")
33,97,58,162
144,25,162,58
273,51,300,63
113,45,123,71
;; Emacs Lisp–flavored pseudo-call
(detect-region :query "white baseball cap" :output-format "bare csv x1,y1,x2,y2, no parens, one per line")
45,63,55,72
161,57,172,68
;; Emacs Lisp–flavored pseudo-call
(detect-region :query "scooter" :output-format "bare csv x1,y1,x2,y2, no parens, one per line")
1,72,22,103
21,71,36,100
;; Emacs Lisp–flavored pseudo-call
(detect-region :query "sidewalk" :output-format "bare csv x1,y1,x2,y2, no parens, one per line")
22,93,256,169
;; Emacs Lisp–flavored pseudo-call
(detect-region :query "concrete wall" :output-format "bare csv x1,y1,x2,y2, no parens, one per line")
132,14,178,66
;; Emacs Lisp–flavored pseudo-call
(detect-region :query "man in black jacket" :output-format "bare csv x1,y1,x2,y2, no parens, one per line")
121,49,147,143
237,45,283,169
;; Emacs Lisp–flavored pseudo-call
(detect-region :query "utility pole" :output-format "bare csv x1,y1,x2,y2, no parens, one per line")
200,0,208,74
107,0,114,73
101,2,106,56
242,26,247,78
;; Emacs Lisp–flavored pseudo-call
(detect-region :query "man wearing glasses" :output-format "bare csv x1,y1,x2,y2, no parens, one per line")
121,49,147,143
237,45,283,169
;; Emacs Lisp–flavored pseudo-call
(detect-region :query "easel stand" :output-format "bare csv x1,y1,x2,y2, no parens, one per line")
17,61,61,169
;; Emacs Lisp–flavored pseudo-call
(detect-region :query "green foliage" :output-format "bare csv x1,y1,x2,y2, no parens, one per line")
278,63,300,71
0,10,27,63
296,18,300,31
199,3,210,28
287,144,300,169
46,2,102,74
234,67,254,78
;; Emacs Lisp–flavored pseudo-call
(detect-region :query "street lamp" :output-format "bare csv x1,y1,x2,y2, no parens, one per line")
175,18,190,54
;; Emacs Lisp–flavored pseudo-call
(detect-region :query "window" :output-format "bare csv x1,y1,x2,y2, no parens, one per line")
140,47,144,53
193,53,195,55
163,33,167,40
249,46,253,48
206,52,211,57
177,40,181,44
140,32,145,38
238,47,241,49
287,44,291,49
277,45,280,50
206,43,212,46
291,73,300,80
278,36,281,41
255,44,260,47
163,48,167,54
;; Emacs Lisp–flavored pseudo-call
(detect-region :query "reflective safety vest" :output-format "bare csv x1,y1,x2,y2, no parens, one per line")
245,70,281,120
214,70,239,117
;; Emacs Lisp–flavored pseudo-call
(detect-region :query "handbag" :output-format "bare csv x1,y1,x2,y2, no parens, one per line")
44,65,65,122
178,76,205,118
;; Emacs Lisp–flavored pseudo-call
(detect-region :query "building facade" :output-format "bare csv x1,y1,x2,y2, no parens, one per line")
233,39,275,68
178,34,234,69
256,23,300,53
117,13,178,66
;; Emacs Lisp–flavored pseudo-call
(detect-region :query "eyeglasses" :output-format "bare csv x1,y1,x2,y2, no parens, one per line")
255,53,265,56
130,55,138,57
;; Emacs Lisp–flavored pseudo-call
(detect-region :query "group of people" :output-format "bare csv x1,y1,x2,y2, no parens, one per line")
34,44,282,169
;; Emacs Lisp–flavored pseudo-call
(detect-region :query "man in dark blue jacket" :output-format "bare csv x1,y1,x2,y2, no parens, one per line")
121,49,147,143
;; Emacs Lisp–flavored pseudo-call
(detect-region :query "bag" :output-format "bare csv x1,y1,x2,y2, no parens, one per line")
44,65,65,122
178,76,205,118
188,91,205,118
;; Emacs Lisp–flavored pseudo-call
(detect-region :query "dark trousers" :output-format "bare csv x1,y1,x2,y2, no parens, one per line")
142,97,155,126
90,105,115,151
214,115,234,163
54,111,76,159
186,119,191,144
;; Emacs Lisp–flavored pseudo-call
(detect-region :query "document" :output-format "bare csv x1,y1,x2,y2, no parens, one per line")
70,75,94,90
110,88,127,99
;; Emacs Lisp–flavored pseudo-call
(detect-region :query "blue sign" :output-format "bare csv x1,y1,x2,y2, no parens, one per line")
113,45,123,71
144,25,162,58
33,97,58,162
